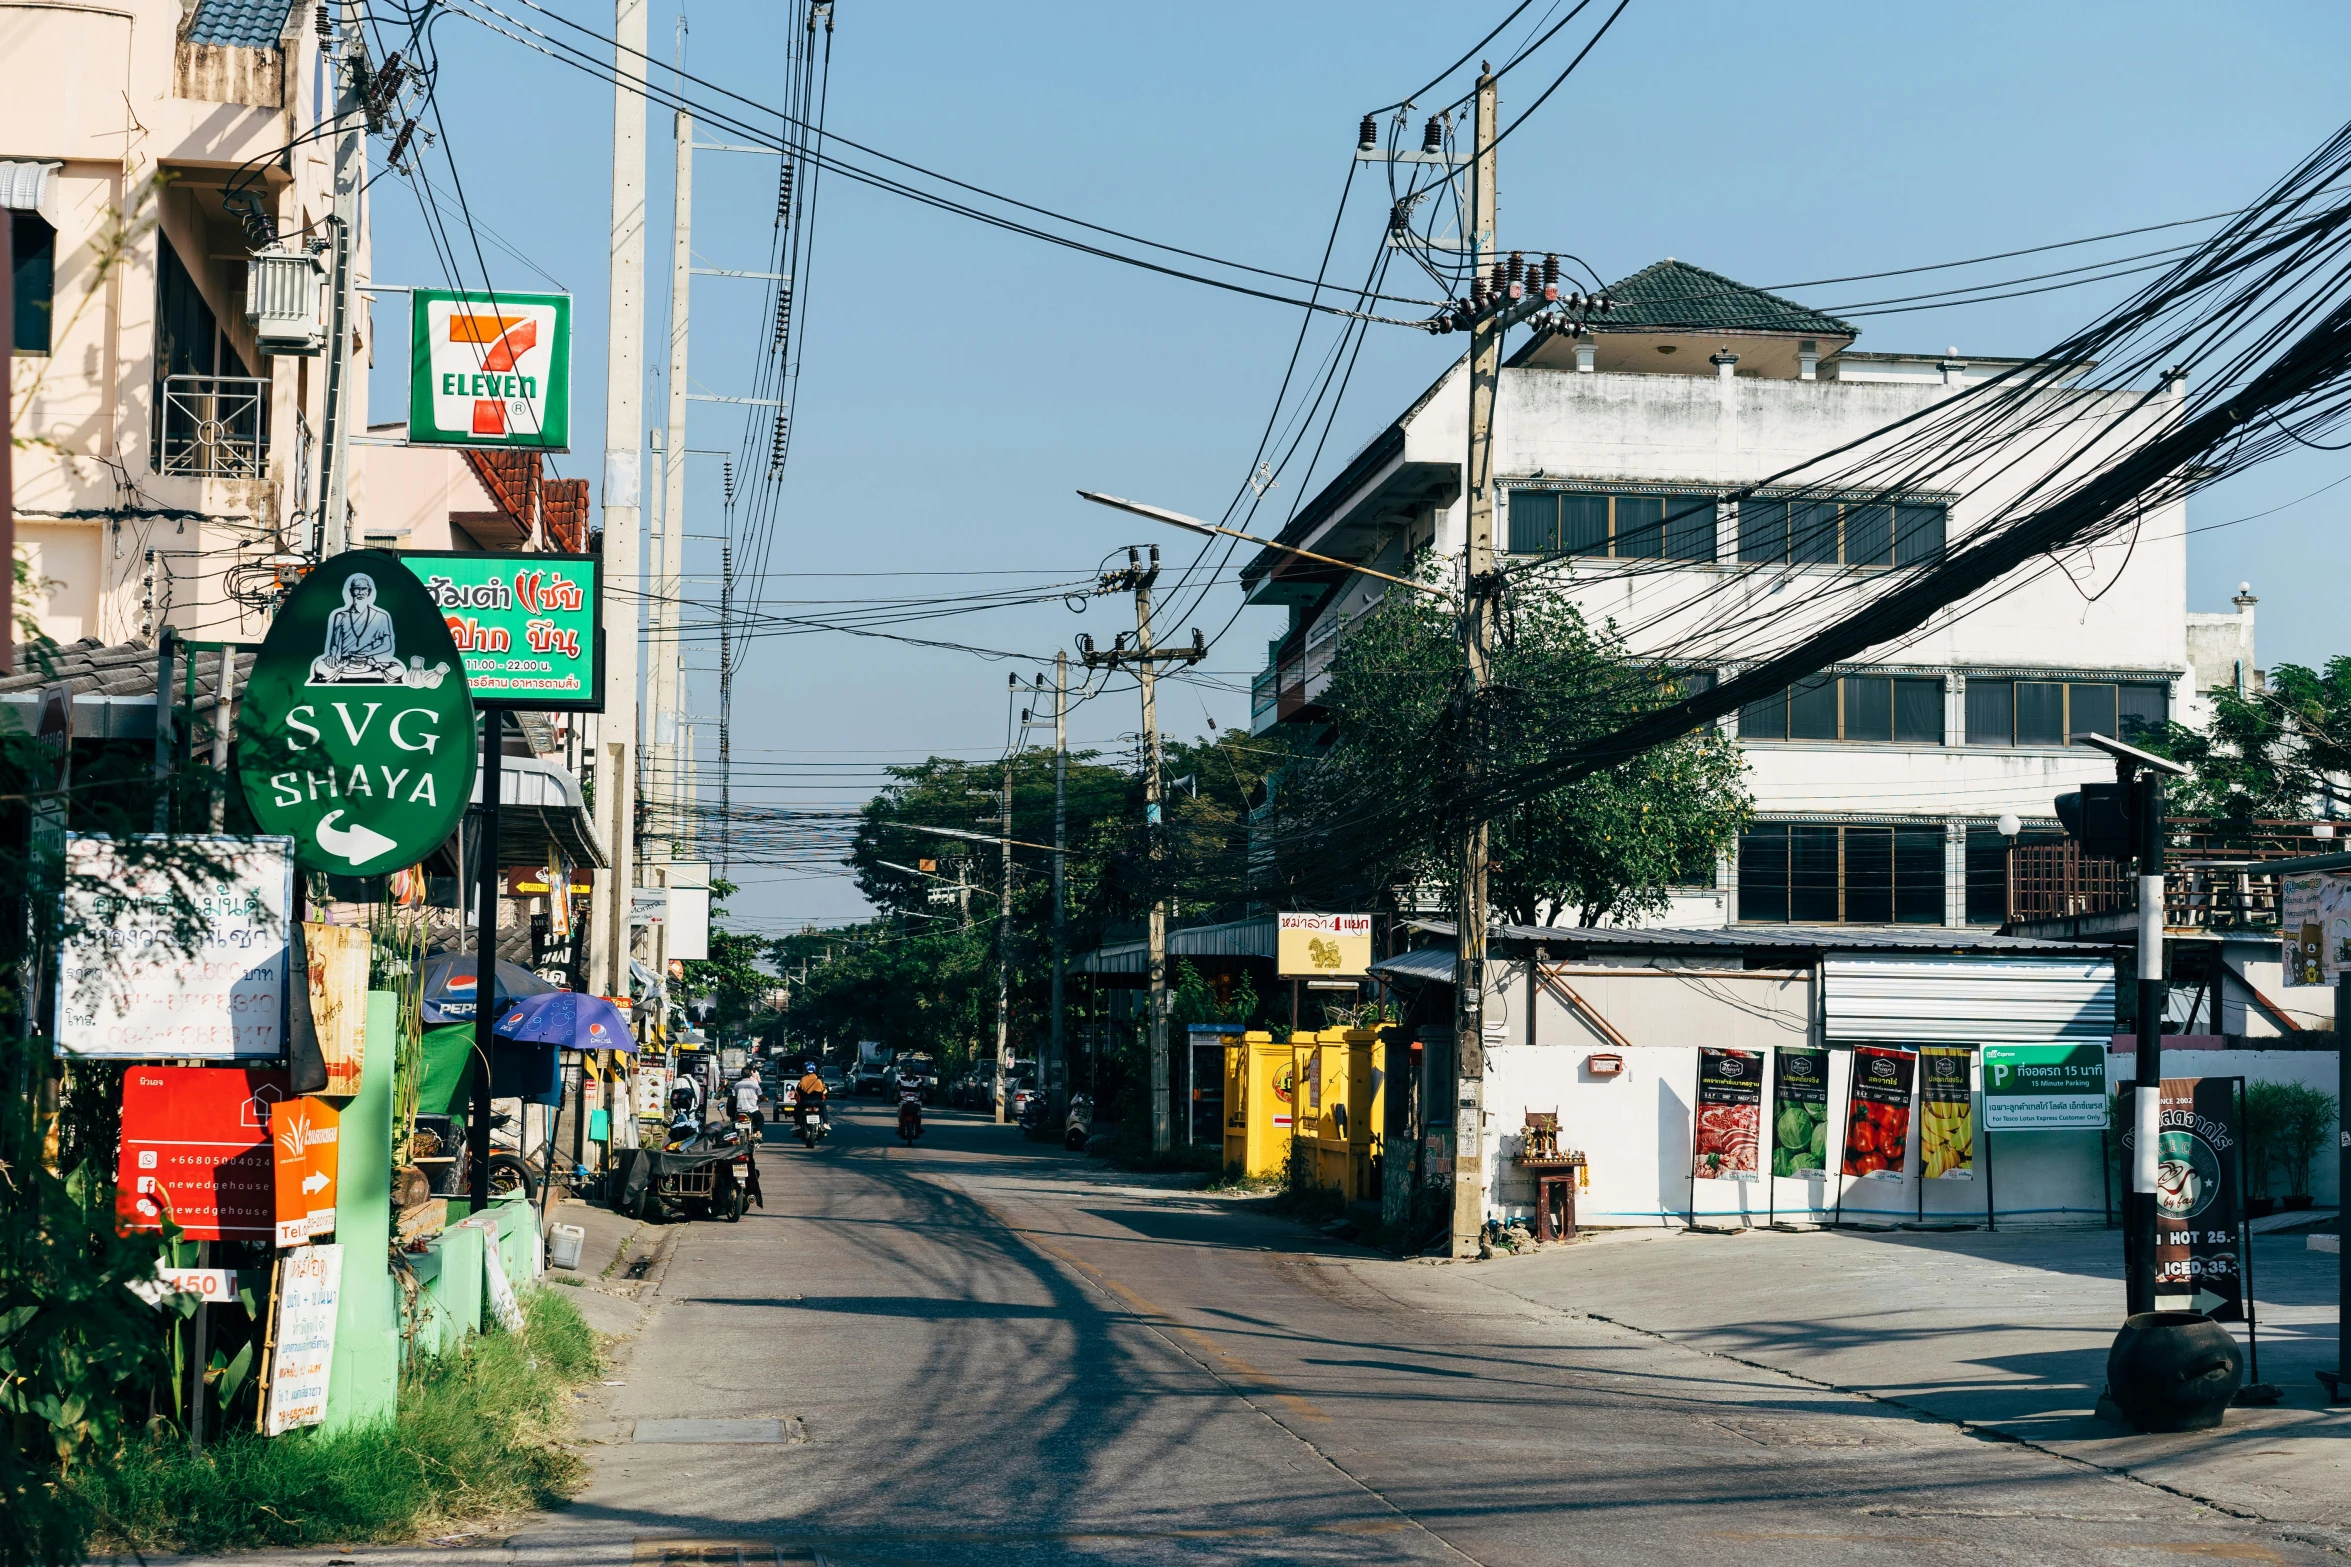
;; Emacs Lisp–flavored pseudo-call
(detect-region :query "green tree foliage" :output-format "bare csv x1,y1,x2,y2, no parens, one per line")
2152,657,2351,832
1276,571,1753,925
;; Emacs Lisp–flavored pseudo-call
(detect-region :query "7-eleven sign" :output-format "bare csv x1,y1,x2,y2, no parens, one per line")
408,289,572,450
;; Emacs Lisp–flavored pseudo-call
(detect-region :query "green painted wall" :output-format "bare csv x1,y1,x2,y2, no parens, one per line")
323,991,398,1433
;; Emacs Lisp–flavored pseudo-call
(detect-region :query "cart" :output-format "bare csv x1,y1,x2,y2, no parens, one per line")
612,1142,758,1223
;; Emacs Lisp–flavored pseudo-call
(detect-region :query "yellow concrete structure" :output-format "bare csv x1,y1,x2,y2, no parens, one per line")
1303,1029,1385,1200
1225,1031,1305,1178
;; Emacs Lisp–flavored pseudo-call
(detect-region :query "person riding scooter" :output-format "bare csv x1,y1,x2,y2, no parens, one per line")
895,1065,925,1143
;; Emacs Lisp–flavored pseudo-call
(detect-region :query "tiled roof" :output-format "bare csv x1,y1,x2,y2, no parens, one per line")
1593,259,1854,339
0,638,252,709
183,0,296,50
542,478,591,553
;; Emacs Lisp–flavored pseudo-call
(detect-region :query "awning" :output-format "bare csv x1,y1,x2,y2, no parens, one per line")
1072,915,1276,977
474,753,608,869
0,161,62,227
1823,954,2116,1044
1368,947,1457,986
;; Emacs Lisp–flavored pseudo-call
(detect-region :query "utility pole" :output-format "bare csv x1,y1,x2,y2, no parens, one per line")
994,736,1014,1126
1052,651,1069,1117
316,3,365,557
1082,546,1206,1153
652,15,693,860
594,0,648,1002
1451,66,1502,1259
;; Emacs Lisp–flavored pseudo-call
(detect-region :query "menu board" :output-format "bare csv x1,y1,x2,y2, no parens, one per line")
264,1243,344,1435
2124,1076,2246,1319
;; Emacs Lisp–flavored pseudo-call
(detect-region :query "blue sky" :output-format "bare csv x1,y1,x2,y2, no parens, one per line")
367,1,2351,930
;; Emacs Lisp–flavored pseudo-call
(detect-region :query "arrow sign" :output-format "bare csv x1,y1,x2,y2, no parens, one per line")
316,811,399,866
301,1169,329,1195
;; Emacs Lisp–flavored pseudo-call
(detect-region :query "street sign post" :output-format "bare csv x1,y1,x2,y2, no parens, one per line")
235,551,478,877
407,290,572,450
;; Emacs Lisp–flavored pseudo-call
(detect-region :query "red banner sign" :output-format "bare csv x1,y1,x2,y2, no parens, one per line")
117,1067,289,1241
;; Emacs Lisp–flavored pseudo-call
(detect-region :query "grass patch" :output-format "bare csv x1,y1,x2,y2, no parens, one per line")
74,1286,601,1553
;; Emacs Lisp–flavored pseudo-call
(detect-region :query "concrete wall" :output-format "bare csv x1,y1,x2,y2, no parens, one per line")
1472,962,2341,1228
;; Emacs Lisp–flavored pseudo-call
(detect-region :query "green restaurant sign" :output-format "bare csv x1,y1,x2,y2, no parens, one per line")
408,288,572,450
399,551,603,711
237,552,478,876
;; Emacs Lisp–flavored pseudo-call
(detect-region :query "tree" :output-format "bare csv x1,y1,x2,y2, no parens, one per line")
2151,656,2351,833
1282,568,1753,927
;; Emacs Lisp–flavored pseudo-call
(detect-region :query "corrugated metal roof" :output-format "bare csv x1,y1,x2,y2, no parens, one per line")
1369,947,1456,985
1824,954,2115,1043
1071,915,1275,976
184,0,296,49
1482,920,2107,955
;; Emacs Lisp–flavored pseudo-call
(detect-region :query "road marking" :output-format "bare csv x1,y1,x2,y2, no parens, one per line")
2092,1548,2286,1562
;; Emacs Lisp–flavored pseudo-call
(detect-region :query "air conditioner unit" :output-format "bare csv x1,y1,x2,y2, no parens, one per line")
244,248,327,356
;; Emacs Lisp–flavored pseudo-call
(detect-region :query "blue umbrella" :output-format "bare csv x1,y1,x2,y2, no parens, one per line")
419,950,556,1024
493,989,637,1054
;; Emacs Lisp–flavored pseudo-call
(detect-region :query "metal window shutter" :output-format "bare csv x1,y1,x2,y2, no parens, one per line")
1823,954,2115,1043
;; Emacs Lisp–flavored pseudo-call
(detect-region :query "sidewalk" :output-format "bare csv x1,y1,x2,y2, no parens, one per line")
1468,1222,2349,1535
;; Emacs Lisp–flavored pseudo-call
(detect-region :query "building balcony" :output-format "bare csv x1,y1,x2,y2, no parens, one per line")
2006,819,2343,932
1251,666,1279,735
156,374,269,479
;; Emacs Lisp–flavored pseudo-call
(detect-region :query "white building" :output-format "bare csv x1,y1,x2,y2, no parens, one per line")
1245,260,2188,931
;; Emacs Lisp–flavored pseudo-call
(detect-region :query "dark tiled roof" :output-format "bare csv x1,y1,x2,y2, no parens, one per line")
1593,259,1854,339
183,0,296,49
0,638,253,710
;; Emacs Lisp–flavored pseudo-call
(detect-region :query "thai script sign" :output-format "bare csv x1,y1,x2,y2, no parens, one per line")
2121,1076,2246,1319
56,834,292,1060
399,551,603,710
270,1097,341,1247
264,1243,343,1435
1918,1045,1975,1179
1276,913,1372,977
407,289,572,449
116,1066,287,1241
2280,871,2351,985
1981,1043,2108,1129
1841,1046,1915,1181
1692,1047,1763,1180
1770,1046,1831,1178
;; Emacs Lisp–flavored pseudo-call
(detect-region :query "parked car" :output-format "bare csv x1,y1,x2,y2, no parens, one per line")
819,1066,847,1095
1009,1076,1045,1120
851,1061,889,1097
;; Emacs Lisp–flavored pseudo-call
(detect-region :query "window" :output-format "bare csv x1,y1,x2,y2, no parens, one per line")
1964,679,2167,746
1739,674,1945,743
1507,488,1714,561
1740,823,1947,925
1738,496,1946,566
11,212,52,356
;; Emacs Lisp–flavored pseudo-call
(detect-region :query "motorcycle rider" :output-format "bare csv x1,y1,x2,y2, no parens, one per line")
894,1063,925,1141
730,1067,765,1135
795,1060,830,1131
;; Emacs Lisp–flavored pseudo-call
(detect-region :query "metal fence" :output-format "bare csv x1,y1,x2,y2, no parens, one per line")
157,374,269,478
2006,819,2341,929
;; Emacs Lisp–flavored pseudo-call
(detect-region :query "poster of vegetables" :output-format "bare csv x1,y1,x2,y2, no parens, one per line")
1918,1045,1974,1179
1693,1047,1764,1180
1771,1046,1831,1177
1842,1046,1915,1180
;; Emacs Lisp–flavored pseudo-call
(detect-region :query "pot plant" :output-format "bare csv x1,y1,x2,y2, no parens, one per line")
2271,1083,2338,1210
2240,1081,2293,1219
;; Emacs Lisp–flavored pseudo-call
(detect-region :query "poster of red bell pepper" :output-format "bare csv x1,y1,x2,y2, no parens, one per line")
1841,1046,1915,1182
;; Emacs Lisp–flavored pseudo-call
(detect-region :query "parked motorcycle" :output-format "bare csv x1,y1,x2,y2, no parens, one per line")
1064,1091,1095,1153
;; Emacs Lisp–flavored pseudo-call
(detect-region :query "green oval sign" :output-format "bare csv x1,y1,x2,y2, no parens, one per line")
237,550,479,876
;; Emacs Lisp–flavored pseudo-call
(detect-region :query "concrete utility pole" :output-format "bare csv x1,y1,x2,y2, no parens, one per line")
1083,547,1206,1153
2126,766,2166,1317
652,16,693,856
316,4,366,557
1052,651,1069,1116
594,0,648,1001
995,741,1014,1125
1450,66,1501,1259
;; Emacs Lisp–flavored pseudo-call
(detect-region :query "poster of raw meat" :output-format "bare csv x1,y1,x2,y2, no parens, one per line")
1692,1047,1764,1180
1841,1046,1915,1181
1918,1045,1975,1179
1771,1046,1831,1177
2122,1076,2245,1318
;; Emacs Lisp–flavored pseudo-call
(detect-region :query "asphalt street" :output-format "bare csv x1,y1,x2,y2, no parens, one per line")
216,1104,2350,1566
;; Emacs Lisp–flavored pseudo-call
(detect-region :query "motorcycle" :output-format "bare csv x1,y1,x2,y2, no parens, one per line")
1064,1091,1095,1152
1018,1093,1051,1134
796,1099,830,1149
897,1094,924,1144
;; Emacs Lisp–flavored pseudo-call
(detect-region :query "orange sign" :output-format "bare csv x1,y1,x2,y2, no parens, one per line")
270,1097,341,1247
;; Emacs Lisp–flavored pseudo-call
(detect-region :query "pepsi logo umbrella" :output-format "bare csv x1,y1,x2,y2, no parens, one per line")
493,990,636,1053
419,950,556,1024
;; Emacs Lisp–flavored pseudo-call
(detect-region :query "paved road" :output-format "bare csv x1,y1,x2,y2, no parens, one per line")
277,1104,2349,1566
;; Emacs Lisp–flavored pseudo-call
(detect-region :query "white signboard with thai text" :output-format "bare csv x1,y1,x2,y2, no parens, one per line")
264,1243,343,1435
56,835,294,1059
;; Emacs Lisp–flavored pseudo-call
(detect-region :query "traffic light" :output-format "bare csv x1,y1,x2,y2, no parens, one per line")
2054,782,2136,859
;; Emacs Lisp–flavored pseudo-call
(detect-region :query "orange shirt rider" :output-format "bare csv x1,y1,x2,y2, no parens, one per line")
796,1067,828,1121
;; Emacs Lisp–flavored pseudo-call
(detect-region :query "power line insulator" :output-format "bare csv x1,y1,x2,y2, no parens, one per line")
775,159,794,224
1421,115,1443,154
769,407,789,474
723,458,735,505
1506,252,1523,286
315,3,331,38
1489,261,1508,297
1357,114,1376,151
773,284,792,346
1543,253,1560,289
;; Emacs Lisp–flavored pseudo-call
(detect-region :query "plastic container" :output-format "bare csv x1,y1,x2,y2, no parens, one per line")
548,1222,586,1271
